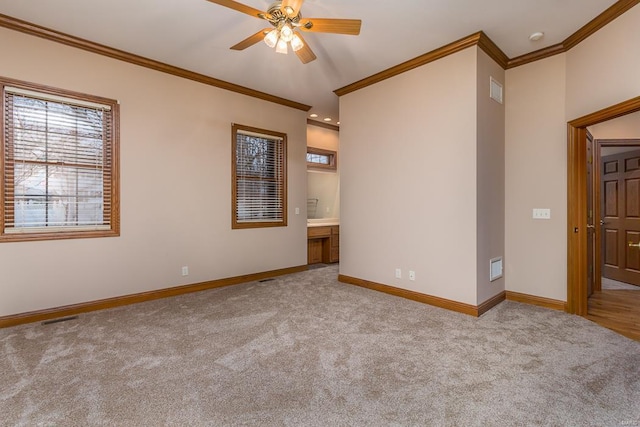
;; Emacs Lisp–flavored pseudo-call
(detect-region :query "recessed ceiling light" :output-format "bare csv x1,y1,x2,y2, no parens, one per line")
310,113,318,118
324,118,332,122
337,122,340,125
529,32,544,42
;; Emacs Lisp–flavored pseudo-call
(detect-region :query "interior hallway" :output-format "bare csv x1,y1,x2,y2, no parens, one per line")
587,281,640,341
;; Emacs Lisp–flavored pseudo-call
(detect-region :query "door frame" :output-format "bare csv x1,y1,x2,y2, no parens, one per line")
567,96,640,315
586,130,594,297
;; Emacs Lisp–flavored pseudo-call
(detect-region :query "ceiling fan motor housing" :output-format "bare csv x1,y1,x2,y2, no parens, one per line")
265,1,302,27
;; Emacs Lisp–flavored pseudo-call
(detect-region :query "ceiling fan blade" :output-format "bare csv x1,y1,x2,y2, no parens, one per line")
230,28,271,50
293,32,316,64
281,0,304,17
206,0,271,20
300,18,361,35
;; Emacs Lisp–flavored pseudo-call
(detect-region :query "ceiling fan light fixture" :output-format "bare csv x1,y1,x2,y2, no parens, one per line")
264,29,279,48
280,23,294,42
276,38,288,54
209,0,362,65
291,33,304,51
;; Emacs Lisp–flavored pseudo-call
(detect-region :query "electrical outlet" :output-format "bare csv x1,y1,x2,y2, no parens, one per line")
395,268,402,279
409,270,416,281
181,266,189,276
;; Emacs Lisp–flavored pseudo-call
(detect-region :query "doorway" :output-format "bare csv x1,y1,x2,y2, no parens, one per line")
593,140,640,289
567,96,640,316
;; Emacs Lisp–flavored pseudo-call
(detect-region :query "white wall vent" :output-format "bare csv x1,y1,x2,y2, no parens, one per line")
490,77,503,104
490,256,503,281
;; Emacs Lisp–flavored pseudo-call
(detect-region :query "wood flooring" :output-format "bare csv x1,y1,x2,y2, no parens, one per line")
587,290,640,341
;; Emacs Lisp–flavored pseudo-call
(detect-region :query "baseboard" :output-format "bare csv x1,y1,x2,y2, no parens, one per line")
478,291,507,316
505,291,567,311
340,274,566,316
0,265,308,328
338,274,503,317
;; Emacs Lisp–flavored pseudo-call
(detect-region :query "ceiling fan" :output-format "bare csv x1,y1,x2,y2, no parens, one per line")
206,0,362,64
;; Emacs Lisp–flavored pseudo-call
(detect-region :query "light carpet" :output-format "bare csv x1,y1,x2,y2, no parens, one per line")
1,265,639,426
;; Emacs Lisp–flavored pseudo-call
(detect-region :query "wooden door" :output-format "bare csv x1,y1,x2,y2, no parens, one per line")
602,149,640,286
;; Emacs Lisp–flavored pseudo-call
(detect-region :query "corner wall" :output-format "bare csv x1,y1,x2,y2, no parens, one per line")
339,47,479,305
0,27,308,317
476,49,505,304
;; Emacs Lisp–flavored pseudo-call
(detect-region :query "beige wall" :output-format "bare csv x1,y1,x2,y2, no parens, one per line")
0,28,308,317
340,47,479,305
2,3,638,317
589,111,640,140
307,125,340,219
504,54,568,301
591,112,640,157
476,49,505,304
307,125,339,152
565,5,640,121
505,4,640,302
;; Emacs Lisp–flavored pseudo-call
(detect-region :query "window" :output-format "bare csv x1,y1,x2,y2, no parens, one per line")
1,77,119,242
232,124,287,229
306,146,337,171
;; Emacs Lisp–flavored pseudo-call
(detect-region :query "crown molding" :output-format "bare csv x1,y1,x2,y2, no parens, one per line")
307,119,339,131
336,0,639,96
505,43,566,69
0,13,311,112
335,32,490,97
507,0,639,68
477,31,509,69
563,0,639,50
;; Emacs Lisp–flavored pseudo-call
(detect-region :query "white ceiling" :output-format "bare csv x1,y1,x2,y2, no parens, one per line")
0,0,619,123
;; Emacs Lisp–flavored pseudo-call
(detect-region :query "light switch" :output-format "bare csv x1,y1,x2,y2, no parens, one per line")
532,208,551,219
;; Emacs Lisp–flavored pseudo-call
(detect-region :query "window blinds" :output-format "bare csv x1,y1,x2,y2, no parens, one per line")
235,130,285,223
3,88,113,232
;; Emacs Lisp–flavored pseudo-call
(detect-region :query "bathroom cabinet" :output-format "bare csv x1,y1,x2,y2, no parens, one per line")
307,225,339,264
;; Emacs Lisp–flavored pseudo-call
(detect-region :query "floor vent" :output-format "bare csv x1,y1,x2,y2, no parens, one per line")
259,278,275,283
490,257,503,281
42,315,79,325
